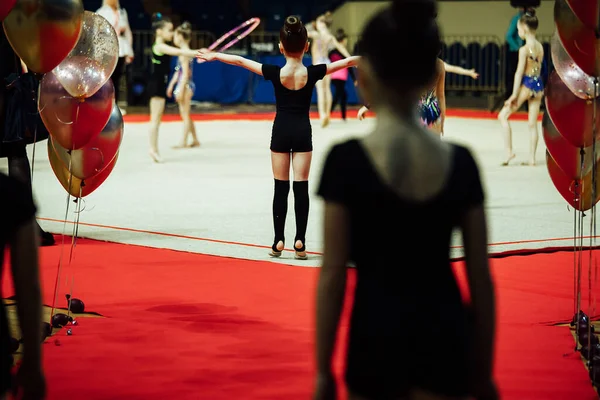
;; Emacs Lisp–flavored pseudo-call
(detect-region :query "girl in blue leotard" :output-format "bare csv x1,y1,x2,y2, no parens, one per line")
167,21,200,149
498,8,544,166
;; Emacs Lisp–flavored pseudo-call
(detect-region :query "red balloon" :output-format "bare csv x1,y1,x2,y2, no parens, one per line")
543,112,598,180
0,0,16,21
51,104,123,180
48,139,119,198
39,71,114,150
545,71,600,148
546,152,600,212
555,0,600,77
566,0,600,30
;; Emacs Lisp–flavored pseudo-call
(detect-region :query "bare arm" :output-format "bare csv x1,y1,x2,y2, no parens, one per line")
330,36,351,58
326,56,360,76
315,202,350,377
306,22,318,39
443,62,479,79
436,61,446,134
10,218,43,365
154,43,200,58
511,47,527,98
198,51,263,76
166,64,179,97
460,205,496,388
180,56,190,85
125,21,133,55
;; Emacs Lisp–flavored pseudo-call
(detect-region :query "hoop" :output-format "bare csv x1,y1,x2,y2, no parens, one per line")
204,17,261,56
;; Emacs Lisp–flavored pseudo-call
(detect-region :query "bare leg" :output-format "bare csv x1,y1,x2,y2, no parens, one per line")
322,75,333,126
174,88,197,148
149,97,166,162
525,95,542,166
316,80,328,127
497,88,529,165
270,151,292,256
186,89,200,147
291,151,312,259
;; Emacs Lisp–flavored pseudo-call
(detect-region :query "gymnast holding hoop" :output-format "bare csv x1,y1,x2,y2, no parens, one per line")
198,16,360,260
307,12,352,128
147,13,206,163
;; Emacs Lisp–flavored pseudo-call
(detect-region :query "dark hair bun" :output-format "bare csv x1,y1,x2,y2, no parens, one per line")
280,15,308,54
525,8,536,17
391,0,437,25
179,21,192,31
284,16,303,34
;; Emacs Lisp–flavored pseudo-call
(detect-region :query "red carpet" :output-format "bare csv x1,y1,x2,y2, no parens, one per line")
122,108,540,123
2,240,597,399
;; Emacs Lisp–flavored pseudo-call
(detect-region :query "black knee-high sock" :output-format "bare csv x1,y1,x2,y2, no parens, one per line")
293,181,309,244
272,179,290,243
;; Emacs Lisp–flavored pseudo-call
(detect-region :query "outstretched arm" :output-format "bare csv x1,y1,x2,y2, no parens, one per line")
197,50,263,76
327,56,360,76
306,22,318,39
444,62,479,79
154,43,201,59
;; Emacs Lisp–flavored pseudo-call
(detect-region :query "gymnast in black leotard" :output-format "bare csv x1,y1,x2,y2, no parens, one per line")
147,13,205,163
198,16,359,260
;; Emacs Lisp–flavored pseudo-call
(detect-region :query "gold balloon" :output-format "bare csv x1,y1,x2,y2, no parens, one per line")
48,139,118,198
546,152,600,212
3,0,84,74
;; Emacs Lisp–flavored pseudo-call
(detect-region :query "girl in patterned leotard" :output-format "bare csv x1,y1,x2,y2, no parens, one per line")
306,12,352,128
358,60,478,137
498,8,544,166
167,22,200,149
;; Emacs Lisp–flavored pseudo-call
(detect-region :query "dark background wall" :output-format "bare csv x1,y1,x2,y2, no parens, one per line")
83,0,346,32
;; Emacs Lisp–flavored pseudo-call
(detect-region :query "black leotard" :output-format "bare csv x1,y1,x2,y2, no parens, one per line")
262,64,327,153
318,139,485,398
146,44,171,99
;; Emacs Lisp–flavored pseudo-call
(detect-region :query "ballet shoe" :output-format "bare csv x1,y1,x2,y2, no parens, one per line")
294,240,308,260
501,153,515,166
149,150,163,163
269,240,284,258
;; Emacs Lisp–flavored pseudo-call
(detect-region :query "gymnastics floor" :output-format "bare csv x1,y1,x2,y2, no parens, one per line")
1,107,598,399
1,107,589,264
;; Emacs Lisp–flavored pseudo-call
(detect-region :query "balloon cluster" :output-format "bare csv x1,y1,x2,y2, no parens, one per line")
546,1,600,391
544,0,600,210
2,1,123,199
2,0,124,341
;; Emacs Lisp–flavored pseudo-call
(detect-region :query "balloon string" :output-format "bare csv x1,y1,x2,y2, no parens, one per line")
49,157,74,322
588,78,597,352
576,207,584,342
66,191,82,319
30,126,37,183
573,208,578,315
